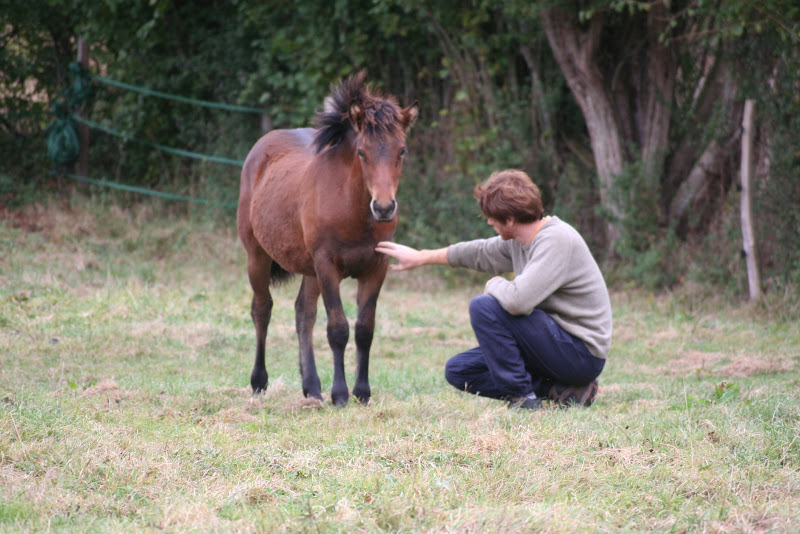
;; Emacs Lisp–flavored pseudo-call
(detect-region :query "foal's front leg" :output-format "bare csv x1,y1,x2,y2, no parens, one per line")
315,263,350,407
352,269,387,404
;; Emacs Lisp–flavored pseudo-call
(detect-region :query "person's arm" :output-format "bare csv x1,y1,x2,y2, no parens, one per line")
484,233,569,315
375,241,449,271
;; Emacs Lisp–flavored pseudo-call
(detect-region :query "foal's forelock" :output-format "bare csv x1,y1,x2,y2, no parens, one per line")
313,74,403,154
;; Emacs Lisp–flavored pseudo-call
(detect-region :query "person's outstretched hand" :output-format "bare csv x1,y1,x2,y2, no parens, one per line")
375,241,424,271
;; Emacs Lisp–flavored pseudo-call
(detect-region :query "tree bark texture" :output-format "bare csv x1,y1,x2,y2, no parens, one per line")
638,4,675,178
542,5,744,252
541,8,625,248
666,55,739,235
541,6,677,248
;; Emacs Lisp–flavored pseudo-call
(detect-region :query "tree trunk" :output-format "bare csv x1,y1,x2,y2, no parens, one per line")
666,55,739,236
519,45,556,155
638,4,675,180
668,140,728,236
740,99,761,301
541,8,626,250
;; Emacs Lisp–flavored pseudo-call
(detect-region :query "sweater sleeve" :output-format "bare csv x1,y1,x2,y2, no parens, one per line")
446,237,514,275
484,234,572,315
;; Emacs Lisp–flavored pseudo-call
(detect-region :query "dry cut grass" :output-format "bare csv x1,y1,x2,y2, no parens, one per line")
1,199,799,533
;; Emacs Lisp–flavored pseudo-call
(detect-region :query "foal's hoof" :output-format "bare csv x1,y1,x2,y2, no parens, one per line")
331,394,349,408
304,392,324,402
251,380,268,395
353,386,371,405
302,389,324,405
250,369,269,395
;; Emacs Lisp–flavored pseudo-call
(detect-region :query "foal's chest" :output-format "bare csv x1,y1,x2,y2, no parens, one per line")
324,239,387,278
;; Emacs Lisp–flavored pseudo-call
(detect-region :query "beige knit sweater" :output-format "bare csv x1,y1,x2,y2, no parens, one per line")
446,217,612,359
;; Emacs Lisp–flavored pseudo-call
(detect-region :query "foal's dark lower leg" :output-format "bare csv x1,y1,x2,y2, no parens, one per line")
250,293,272,393
352,321,374,403
352,276,384,405
296,276,322,400
327,317,350,406
316,265,349,406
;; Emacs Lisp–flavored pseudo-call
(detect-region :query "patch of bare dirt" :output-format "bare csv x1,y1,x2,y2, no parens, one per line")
286,396,326,410
659,350,796,377
80,378,134,403
719,355,795,377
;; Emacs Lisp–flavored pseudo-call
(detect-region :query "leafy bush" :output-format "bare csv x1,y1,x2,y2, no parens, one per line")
609,160,683,289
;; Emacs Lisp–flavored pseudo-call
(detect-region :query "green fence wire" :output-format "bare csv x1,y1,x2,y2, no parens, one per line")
55,171,237,209
89,73,265,114
48,63,257,206
72,115,245,167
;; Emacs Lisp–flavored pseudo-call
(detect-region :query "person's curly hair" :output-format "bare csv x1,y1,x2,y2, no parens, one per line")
473,169,543,224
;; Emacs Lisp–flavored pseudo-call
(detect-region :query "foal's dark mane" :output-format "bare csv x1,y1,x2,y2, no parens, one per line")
312,72,402,154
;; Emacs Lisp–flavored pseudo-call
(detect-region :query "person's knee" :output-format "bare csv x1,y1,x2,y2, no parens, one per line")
443,356,461,388
468,294,501,323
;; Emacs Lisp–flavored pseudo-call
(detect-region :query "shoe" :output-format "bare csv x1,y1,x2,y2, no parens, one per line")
548,380,599,407
508,394,543,410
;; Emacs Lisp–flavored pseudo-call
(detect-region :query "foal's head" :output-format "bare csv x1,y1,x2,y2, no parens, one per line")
313,72,418,222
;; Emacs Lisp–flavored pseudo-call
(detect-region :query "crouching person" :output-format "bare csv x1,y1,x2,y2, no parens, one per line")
376,169,611,409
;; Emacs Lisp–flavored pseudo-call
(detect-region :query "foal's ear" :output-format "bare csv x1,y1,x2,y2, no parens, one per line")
401,101,419,133
349,102,365,132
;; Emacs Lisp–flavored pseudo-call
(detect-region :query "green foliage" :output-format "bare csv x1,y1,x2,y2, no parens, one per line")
610,159,682,289
2,0,800,296
679,20,800,293
0,172,38,207
685,194,748,295
743,36,800,289
679,381,744,409
550,161,605,253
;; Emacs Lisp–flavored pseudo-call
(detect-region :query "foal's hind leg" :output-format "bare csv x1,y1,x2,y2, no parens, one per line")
295,275,322,400
247,249,273,393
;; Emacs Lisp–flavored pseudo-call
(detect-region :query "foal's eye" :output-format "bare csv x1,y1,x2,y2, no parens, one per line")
399,147,408,157
357,149,366,160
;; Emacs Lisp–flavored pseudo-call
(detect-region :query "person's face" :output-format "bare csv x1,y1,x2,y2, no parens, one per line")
487,216,515,240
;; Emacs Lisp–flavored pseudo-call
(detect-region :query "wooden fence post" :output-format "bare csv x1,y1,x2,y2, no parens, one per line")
740,99,761,301
76,36,90,178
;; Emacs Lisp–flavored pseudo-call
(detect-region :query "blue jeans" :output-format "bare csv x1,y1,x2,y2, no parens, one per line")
444,294,605,399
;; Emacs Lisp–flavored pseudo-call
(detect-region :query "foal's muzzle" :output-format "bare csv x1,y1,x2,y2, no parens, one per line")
370,199,397,222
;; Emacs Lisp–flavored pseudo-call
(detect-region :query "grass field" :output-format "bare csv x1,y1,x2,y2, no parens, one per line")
1,200,799,533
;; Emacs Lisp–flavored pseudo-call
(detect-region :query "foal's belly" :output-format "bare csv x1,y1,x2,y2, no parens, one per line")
261,237,317,277
251,213,316,276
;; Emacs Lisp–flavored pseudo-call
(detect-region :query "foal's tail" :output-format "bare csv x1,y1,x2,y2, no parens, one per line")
270,261,294,286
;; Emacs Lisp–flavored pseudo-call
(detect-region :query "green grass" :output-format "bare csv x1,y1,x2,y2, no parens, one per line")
1,200,799,532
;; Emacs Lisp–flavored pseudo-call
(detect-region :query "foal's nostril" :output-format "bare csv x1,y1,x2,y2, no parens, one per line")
370,199,397,221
